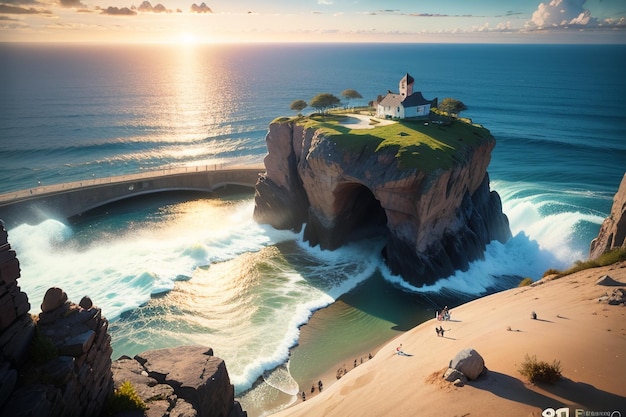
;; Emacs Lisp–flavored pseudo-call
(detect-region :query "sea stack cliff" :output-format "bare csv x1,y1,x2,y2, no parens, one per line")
253,115,511,287
589,172,626,259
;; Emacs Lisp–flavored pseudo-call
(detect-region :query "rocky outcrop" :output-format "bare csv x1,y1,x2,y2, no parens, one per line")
0,220,35,414
253,118,511,287
112,346,247,417
1,284,113,417
590,172,626,260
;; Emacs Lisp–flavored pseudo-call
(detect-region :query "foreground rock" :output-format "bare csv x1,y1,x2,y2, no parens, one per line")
254,117,511,286
448,348,485,381
590,172,626,259
1,284,113,417
112,346,246,417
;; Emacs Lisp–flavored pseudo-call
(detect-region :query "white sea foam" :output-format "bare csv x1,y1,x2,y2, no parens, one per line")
493,179,606,263
229,235,384,393
10,199,295,321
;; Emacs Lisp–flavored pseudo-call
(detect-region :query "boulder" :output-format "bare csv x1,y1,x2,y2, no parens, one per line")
443,367,467,384
40,287,67,313
79,296,93,309
113,346,246,417
595,275,624,287
450,348,485,380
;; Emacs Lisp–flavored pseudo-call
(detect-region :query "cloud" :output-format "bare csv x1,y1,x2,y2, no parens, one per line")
59,0,87,8
0,3,50,13
0,0,40,4
137,1,170,13
529,0,595,28
317,0,332,4
408,13,450,17
190,2,212,13
100,6,136,15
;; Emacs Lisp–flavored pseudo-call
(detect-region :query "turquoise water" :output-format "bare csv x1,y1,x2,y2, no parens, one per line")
2,43,625,415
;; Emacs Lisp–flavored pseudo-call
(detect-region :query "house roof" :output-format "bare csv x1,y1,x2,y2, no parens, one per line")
402,91,432,107
378,91,432,109
378,93,403,108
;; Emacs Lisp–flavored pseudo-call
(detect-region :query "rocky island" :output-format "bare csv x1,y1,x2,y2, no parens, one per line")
253,112,511,287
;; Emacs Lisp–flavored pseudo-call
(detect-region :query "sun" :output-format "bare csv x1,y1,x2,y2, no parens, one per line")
178,32,197,44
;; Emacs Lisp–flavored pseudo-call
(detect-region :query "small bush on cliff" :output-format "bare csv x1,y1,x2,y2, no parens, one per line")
542,247,626,279
518,354,562,384
104,381,147,415
29,327,58,365
518,277,533,287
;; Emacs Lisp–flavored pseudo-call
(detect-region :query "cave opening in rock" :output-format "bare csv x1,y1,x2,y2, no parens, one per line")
332,182,388,245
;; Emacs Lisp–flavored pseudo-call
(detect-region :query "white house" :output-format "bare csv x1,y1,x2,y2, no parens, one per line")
376,73,437,120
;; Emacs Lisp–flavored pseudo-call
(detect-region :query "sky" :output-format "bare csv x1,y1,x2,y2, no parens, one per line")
1,0,625,43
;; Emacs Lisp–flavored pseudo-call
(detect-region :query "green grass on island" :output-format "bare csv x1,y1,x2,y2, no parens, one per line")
274,109,493,171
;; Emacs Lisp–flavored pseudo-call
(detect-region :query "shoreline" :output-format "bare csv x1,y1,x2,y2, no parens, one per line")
271,262,626,416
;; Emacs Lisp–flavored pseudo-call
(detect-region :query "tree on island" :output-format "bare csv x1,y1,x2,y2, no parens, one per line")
310,93,341,114
438,98,467,118
341,89,362,103
290,99,308,115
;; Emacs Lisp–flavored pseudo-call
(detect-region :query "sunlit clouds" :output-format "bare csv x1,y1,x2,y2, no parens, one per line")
1,0,624,43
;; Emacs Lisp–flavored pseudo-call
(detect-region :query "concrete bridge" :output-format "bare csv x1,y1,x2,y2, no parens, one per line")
0,164,265,227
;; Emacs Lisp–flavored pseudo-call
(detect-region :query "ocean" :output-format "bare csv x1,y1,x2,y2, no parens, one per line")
1,43,625,415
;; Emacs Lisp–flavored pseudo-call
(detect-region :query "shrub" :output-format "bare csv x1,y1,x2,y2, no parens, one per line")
518,277,533,287
518,354,562,384
541,247,626,279
103,381,147,415
29,327,58,365
542,268,560,277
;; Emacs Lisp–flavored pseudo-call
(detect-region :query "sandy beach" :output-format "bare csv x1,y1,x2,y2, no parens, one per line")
273,262,626,417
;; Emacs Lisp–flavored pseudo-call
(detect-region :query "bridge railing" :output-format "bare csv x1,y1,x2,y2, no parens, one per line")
0,163,265,204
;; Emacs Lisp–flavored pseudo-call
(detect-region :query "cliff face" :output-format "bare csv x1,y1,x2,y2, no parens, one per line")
253,118,511,287
589,172,626,260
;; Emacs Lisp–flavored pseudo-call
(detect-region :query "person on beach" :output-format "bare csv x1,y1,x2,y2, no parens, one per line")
436,327,441,337
311,385,315,394
396,344,405,355
318,380,323,391
439,326,445,337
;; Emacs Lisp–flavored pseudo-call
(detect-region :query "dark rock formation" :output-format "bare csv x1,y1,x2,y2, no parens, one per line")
590,172,626,260
253,118,511,286
0,220,34,414
1,283,114,417
112,346,247,417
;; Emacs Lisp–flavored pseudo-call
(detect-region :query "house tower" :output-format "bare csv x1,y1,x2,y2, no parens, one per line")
399,73,415,97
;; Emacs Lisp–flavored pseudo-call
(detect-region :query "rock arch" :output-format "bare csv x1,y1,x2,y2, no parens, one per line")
331,182,388,245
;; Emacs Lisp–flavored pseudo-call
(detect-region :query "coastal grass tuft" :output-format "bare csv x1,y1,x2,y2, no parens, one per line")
518,354,562,384
518,277,533,287
295,111,492,171
542,247,626,279
103,380,148,415
29,327,58,365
